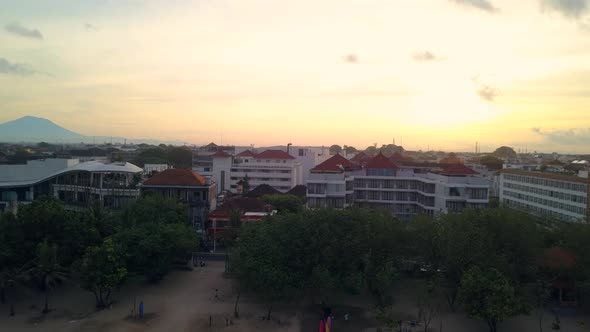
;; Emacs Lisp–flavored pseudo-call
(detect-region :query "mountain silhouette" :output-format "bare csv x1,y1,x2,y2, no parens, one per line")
0,116,187,145
0,116,84,143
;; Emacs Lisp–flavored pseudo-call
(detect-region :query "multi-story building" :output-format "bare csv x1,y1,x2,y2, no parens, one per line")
307,153,490,219
141,168,217,232
228,150,302,193
192,143,236,177
192,144,303,194
143,163,171,176
0,158,143,212
499,169,589,222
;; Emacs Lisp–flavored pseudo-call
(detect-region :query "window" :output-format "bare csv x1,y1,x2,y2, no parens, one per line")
299,149,305,156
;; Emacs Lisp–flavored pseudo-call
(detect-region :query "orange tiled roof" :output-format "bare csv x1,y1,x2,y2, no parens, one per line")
255,150,295,160
211,150,232,158
366,152,399,170
143,169,208,187
311,153,353,173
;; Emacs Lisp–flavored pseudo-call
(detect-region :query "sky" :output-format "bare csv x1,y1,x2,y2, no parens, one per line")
1,0,590,153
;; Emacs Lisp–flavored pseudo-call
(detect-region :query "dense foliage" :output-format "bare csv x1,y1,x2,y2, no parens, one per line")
231,207,589,332
132,145,192,168
230,209,408,310
261,194,305,214
0,195,198,311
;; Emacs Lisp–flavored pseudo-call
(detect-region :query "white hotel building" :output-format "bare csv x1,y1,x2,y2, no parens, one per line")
307,153,490,219
499,169,589,222
193,147,303,194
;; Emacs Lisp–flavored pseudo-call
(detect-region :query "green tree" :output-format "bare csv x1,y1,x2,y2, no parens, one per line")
459,266,528,332
370,259,398,306
79,239,127,308
262,194,304,214
492,146,517,159
344,145,357,154
231,209,406,311
365,145,378,156
241,174,251,194
114,222,197,282
30,240,68,314
480,155,504,170
329,144,342,154
437,209,539,311
115,195,197,281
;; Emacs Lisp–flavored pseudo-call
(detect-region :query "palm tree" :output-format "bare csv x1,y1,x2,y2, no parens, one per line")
30,240,68,314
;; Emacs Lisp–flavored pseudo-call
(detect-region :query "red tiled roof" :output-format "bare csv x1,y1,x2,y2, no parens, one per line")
237,150,257,157
539,247,576,270
440,164,478,176
211,150,232,158
255,149,295,160
366,153,399,170
246,184,281,198
143,169,207,187
311,153,353,173
287,185,307,198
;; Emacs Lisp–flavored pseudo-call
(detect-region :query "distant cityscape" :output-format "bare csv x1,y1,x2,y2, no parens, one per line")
1,114,588,225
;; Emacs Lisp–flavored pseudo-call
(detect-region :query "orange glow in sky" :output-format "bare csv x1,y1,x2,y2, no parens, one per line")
1,0,590,152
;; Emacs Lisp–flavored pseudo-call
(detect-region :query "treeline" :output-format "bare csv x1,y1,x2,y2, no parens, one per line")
0,195,198,314
132,145,192,168
230,208,590,332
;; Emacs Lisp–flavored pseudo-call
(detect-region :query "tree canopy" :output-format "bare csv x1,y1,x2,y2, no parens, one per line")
329,144,342,154
0,194,197,313
493,146,517,159
459,266,528,332
480,155,504,170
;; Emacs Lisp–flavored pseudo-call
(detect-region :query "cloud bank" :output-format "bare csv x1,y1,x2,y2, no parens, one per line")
0,58,39,76
450,0,498,12
541,0,588,19
532,127,590,145
413,51,441,62
5,22,43,40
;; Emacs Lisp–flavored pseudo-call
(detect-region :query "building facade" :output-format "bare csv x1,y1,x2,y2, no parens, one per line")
192,145,303,194
0,159,142,212
192,143,236,178
499,169,589,222
141,168,217,232
307,153,490,220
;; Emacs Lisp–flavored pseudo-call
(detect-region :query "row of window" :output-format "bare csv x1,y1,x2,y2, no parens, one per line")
234,159,288,164
503,182,586,203
353,179,436,193
503,174,587,193
502,190,586,215
307,197,345,209
503,199,581,222
354,191,436,206
230,177,291,182
230,168,291,174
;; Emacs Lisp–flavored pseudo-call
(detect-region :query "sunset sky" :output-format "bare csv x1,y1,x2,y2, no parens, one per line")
1,0,590,153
